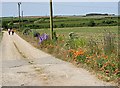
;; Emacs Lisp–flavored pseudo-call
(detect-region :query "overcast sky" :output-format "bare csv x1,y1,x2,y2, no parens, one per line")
1,1,119,17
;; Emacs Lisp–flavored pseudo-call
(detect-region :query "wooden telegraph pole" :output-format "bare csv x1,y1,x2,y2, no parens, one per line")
22,11,24,29
50,0,53,39
18,2,21,30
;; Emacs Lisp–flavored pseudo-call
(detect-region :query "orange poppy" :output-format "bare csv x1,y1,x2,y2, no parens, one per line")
74,50,84,57
104,55,108,59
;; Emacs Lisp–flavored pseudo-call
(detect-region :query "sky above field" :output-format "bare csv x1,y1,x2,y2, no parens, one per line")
1,2,119,17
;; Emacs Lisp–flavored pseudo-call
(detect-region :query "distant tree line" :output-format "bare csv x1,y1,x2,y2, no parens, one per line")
86,13,115,16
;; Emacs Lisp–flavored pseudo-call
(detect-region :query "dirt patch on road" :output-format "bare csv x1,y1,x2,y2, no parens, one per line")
13,42,27,58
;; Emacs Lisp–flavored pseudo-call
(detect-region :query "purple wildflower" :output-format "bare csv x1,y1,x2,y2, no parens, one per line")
38,33,49,44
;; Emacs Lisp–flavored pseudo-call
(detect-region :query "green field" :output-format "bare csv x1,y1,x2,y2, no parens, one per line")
1,16,118,29
34,26,118,34
33,26,118,43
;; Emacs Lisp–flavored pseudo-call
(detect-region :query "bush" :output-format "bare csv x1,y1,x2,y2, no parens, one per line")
33,32,40,37
88,20,96,27
2,21,9,29
65,32,86,50
22,28,32,35
65,32,78,49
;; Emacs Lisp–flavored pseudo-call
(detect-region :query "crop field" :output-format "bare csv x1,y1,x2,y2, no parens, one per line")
34,26,118,36
2,16,118,29
33,26,118,43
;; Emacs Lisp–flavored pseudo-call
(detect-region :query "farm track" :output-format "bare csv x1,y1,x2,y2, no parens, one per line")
0,31,116,86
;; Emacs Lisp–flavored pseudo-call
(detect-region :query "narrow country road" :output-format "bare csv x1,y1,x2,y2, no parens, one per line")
0,31,115,86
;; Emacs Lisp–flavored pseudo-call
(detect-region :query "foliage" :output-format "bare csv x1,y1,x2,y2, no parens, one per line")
88,38,101,55
8,22,14,28
65,32,87,50
22,28,32,35
88,20,96,27
53,31,58,42
2,21,8,29
102,20,117,24
0,32,3,42
34,18,48,24
103,31,116,55
65,32,78,49
33,31,40,37
74,39,86,47
1,16,118,29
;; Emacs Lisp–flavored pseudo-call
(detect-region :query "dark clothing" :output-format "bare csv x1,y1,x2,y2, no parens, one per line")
12,30,14,35
8,31,10,35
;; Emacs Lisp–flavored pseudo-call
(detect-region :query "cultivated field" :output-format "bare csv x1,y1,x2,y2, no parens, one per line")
33,26,118,43
2,16,118,29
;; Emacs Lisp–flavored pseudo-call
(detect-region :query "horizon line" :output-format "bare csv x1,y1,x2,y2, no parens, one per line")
1,14,118,18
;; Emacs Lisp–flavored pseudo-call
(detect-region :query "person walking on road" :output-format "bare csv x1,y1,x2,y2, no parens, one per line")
11,29,14,35
8,28,11,35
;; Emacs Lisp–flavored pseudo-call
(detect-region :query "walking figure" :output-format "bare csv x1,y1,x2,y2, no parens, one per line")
8,28,11,35
11,29,14,35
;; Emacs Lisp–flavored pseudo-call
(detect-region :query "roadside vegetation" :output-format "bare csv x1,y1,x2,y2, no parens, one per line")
0,31,3,42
